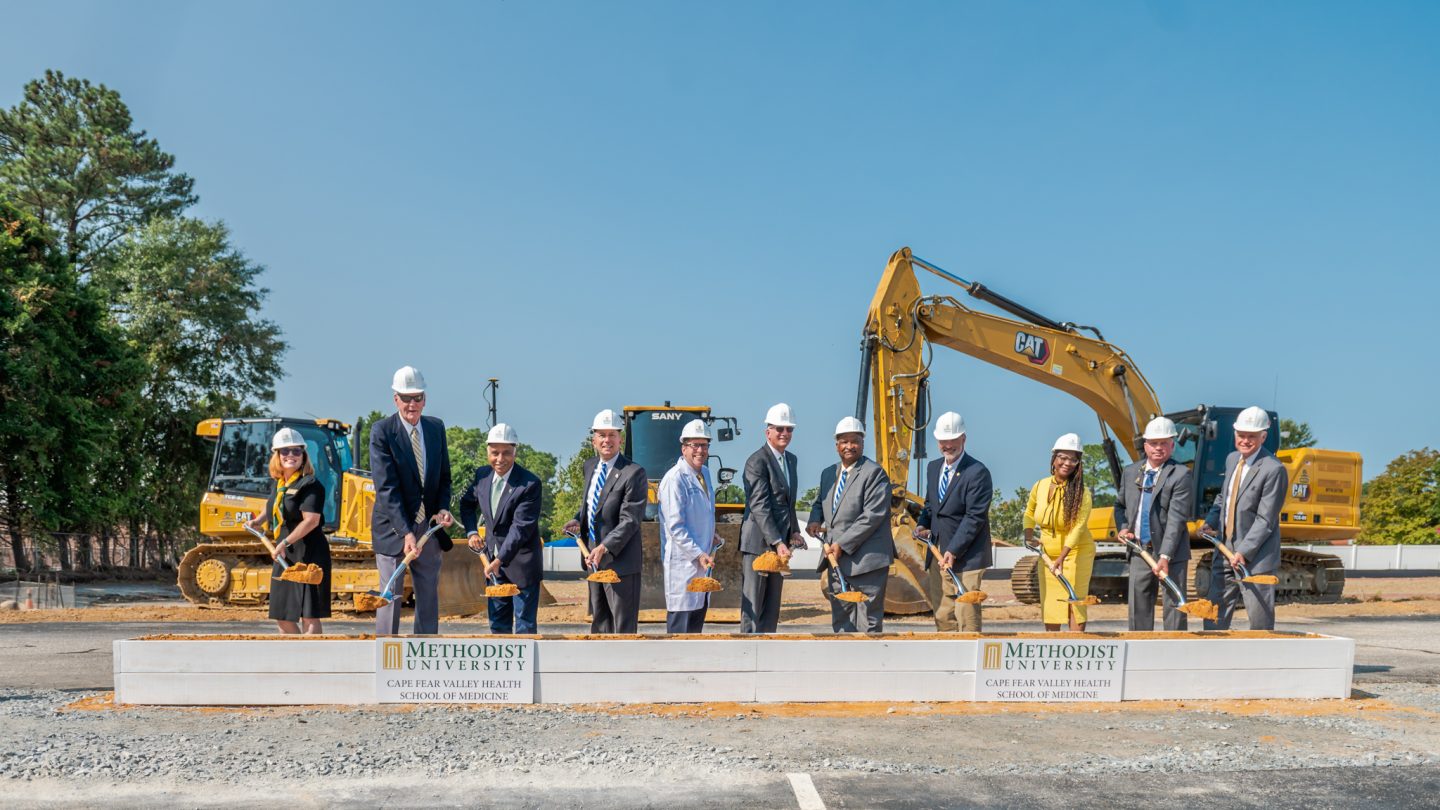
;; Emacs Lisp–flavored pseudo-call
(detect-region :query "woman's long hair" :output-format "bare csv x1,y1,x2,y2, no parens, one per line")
1050,451,1085,530
269,448,315,480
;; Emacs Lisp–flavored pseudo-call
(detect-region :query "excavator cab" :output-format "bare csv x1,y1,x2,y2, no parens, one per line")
197,417,353,537
622,404,740,516
1165,406,1279,512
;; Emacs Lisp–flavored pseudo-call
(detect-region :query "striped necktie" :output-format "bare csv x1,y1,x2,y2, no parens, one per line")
588,461,609,545
832,467,849,511
410,426,426,523
938,464,953,504
1224,457,1246,540
1138,469,1156,545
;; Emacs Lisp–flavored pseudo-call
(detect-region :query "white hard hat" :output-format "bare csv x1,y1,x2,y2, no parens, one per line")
834,416,866,436
591,409,624,431
271,427,305,450
680,419,711,442
486,423,519,445
1234,406,1271,433
765,403,796,428
1143,416,1178,440
933,411,966,441
391,366,426,394
1051,433,1083,453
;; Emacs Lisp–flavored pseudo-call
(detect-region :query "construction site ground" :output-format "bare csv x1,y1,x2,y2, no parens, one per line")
1,573,1438,808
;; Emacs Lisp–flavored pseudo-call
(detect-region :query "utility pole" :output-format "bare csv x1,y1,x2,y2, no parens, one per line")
484,378,500,429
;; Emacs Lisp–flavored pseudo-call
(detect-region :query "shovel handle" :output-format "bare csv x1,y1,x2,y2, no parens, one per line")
568,530,602,572
1117,536,1186,605
1025,540,1082,602
245,524,291,571
478,550,501,585
1199,530,1258,577
914,530,968,595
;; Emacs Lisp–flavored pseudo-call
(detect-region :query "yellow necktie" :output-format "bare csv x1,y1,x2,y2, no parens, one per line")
1225,457,1246,540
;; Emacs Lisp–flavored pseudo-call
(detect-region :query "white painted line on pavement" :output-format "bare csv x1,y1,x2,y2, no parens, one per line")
787,772,826,810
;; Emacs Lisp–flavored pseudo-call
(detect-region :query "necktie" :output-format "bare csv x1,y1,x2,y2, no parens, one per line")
1225,456,1246,540
938,464,953,504
490,475,505,516
1137,469,1156,545
832,467,849,511
410,426,426,523
698,471,708,496
588,461,609,545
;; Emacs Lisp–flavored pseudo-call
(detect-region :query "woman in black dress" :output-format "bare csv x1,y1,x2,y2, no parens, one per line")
245,427,331,634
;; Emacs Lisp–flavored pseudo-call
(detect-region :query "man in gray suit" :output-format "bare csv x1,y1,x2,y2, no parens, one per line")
739,403,803,633
807,417,894,633
1113,416,1194,631
562,409,648,633
1203,406,1288,631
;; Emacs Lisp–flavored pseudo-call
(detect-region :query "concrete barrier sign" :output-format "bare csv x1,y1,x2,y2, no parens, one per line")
974,639,1127,702
375,639,535,703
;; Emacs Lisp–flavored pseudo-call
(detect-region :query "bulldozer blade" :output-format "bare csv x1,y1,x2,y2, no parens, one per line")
437,548,490,617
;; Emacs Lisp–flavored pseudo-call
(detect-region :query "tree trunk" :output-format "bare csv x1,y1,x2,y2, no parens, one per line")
5,481,28,572
100,530,112,569
128,517,141,568
56,533,72,572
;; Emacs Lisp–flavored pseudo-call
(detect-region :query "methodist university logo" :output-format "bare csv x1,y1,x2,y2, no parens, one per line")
983,642,1003,669
382,642,403,670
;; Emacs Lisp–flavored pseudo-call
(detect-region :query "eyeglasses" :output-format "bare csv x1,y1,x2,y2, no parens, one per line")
683,442,710,450
770,426,794,433
276,447,304,457
396,393,425,404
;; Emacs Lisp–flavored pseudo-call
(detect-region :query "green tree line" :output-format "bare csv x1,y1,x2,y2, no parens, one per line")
1,71,283,571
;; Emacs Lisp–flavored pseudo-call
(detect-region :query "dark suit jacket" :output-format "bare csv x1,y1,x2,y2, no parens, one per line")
572,454,647,576
917,453,993,572
807,456,894,578
369,413,452,556
740,444,800,555
459,463,543,588
1112,458,1193,563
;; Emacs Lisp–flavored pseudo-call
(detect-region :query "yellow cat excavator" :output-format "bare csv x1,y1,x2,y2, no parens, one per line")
179,416,488,615
861,247,1360,612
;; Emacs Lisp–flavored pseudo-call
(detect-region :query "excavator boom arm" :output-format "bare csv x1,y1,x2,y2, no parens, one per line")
864,247,1165,497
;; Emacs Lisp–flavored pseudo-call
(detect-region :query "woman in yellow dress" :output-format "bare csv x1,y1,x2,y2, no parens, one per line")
1023,433,1094,631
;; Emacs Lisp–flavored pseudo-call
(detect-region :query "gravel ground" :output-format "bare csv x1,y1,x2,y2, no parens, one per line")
1,683,1437,789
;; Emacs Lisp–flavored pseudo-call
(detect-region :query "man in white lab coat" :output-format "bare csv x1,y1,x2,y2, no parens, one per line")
657,419,722,634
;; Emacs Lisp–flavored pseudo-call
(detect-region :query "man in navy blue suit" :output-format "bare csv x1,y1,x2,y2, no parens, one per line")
460,423,544,634
370,366,453,635
915,411,992,632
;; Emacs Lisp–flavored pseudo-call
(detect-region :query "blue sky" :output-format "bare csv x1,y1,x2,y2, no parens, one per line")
4,1,1437,495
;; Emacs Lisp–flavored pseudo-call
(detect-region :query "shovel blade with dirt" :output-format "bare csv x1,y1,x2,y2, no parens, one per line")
686,538,724,593
363,521,445,609
821,544,866,603
568,532,623,584
244,525,325,585
912,529,987,605
475,550,521,598
1116,535,1217,621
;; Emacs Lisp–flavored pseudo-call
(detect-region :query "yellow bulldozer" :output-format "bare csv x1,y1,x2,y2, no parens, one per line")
859,247,1362,612
180,416,488,615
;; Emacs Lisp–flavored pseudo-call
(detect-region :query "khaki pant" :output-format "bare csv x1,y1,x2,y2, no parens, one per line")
932,567,986,632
